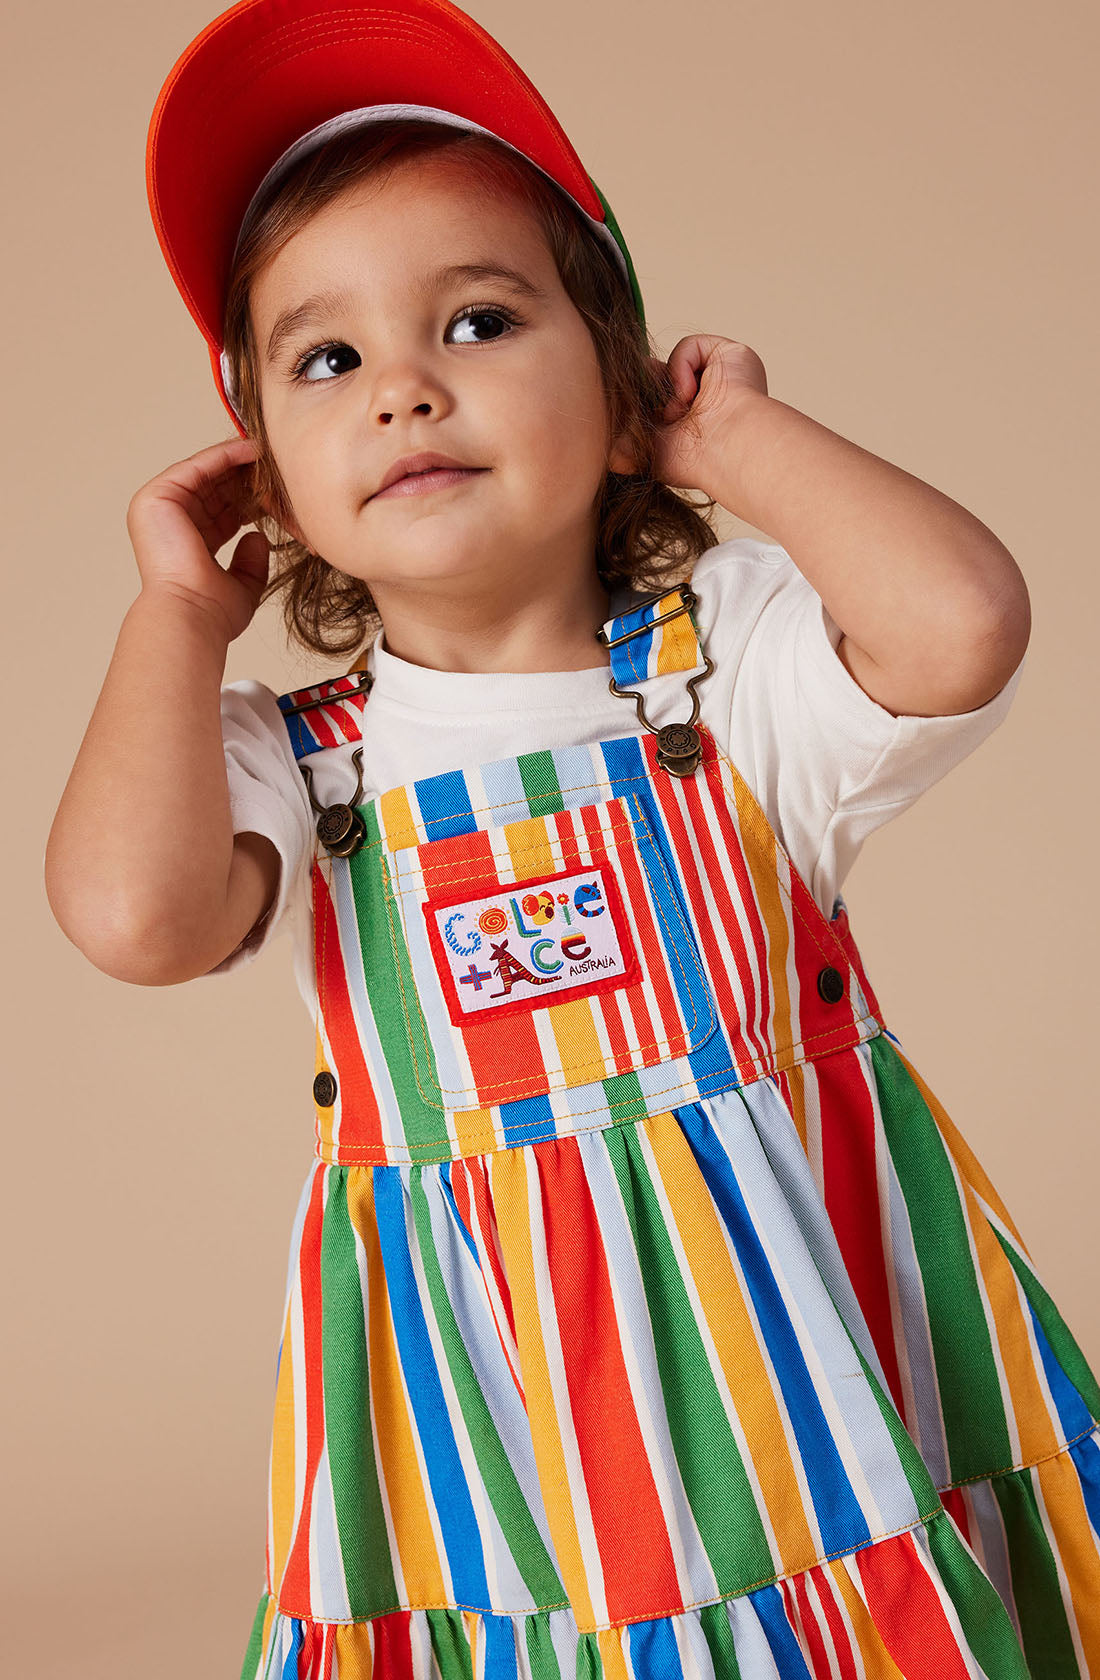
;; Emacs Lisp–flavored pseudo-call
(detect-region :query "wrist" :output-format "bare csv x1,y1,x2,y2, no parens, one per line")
696,388,777,503
127,584,235,657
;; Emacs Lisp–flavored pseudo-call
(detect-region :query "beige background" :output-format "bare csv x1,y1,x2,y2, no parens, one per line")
8,0,1098,1671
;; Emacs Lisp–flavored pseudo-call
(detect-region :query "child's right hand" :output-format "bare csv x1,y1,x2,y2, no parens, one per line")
126,435,272,643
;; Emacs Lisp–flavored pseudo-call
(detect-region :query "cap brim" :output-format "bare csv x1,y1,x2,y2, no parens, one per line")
148,0,611,356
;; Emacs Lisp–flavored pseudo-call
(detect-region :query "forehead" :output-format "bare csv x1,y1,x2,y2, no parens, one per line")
250,154,556,322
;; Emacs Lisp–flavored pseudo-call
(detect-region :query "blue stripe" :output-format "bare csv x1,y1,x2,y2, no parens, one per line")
678,1100,872,1553
1070,1428,1100,1544
279,1620,303,1679
626,1610,688,1676
602,735,736,1096
499,1092,557,1147
483,1612,522,1678
440,1161,480,1267
609,616,656,687
1026,1299,1095,1441
372,1167,491,1604
415,769,478,840
750,1584,814,1677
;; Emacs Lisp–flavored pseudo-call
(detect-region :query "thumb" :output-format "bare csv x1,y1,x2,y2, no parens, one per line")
226,528,271,601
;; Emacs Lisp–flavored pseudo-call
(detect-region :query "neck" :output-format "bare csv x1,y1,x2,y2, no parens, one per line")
371,567,613,675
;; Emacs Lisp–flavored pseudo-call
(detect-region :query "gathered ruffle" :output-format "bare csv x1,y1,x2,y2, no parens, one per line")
241,1507,1030,1679
939,1423,1100,1674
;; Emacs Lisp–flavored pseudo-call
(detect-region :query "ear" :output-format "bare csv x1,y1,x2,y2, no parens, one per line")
608,428,639,477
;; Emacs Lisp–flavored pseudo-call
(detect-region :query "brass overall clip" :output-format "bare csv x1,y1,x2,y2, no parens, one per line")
596,588,714,778
281,671,372,857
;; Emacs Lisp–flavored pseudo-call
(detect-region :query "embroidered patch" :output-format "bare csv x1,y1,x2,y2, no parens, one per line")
423,864,640,1024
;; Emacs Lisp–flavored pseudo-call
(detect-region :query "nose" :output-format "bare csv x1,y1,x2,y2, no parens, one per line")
370,361,450,426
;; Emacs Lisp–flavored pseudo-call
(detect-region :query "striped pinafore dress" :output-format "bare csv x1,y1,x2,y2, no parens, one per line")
241,583,1100,1680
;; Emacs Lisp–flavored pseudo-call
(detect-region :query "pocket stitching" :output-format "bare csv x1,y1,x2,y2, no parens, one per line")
384,796,716,1106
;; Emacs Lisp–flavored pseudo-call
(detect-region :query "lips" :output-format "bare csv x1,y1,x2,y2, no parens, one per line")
373,451,481,496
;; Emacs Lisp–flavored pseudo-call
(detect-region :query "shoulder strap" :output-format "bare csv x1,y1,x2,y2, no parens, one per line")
275,659,372,761
597,579,706,688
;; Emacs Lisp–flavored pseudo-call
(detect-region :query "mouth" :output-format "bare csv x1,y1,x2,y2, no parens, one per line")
372,466,489,501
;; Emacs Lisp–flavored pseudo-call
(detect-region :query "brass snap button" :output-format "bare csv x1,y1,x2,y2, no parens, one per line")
817,966,846,1004
655,722,702,777
313,1071,338,1106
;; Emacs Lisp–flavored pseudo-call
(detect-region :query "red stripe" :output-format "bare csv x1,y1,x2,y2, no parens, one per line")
941,1487,973,1548
856,1531,972,1679
539,1136,682,1622
581,800,686,1059
785,1573,833,1673
372,1608,417,1680
815,1052,905,1414
808,1561,860,1680
314,867,384,1153
279,1169,328,1609
698,737,864,1070
668,760,774,1072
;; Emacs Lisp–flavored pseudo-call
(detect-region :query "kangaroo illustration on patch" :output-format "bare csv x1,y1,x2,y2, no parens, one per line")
423,864,640,1024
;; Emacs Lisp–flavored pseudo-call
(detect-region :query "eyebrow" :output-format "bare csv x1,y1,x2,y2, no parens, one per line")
264,262,548,366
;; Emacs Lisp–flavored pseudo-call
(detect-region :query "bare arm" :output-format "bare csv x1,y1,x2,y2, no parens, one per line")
698,390,1031,719
45,435,278,986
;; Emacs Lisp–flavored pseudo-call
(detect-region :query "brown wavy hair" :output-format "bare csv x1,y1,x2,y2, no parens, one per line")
224,119,720,661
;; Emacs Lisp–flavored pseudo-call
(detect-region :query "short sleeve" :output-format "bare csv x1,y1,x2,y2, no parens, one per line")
200,678,315,977
693,539,1028,916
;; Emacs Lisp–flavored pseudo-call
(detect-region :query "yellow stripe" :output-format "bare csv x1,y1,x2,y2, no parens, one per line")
504,814,555,880
644,1108,818,1573
961,1178,1060,1464
345,1169,449,1606
547,996,606,1087
489,1147,597,1629
594,1627,631,1679
380,783,419,851
827,1552,906,1674
314,1026,336,1156
268,1294,297,1595
454,1104,498,1156
1033,1446,1100,1661
655,601,701,675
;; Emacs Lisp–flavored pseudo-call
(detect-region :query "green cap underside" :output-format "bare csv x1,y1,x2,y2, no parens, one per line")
589,180,646,330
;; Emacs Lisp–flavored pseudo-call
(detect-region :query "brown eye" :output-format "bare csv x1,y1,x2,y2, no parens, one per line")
447,305,522,344
293,343,360,383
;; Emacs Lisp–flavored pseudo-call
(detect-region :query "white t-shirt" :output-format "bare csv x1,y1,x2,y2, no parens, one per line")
204,536,1027,1022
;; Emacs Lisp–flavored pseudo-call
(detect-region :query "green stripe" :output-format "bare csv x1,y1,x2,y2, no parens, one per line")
924,1508,1031,1677
994,1229,1100,1417
699,1599,742,1676
870,1032,1014,1480
602,1124,775,1592
407,1168,567,1607
349,805,449,1159
602,1070,648,1121
237,1592,267,1680
517,750,565,818
425,1608,475,1679
320,1170,398,1616
991,1469,1080,1676
525,1613,564,1679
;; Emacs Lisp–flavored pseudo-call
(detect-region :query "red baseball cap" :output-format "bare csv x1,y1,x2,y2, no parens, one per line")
145,0,645,433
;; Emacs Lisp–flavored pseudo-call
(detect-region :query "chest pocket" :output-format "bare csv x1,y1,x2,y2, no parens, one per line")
379,794,716,1112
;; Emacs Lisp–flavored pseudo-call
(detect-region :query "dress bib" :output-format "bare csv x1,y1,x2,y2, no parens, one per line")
240,585,1100,1680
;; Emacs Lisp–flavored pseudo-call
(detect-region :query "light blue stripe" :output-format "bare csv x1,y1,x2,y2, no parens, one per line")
372,1166,491,1604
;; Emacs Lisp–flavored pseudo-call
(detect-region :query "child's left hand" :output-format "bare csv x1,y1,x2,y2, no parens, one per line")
648,335,769,493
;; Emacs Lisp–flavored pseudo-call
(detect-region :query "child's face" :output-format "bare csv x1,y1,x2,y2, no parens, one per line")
250,155,635,615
